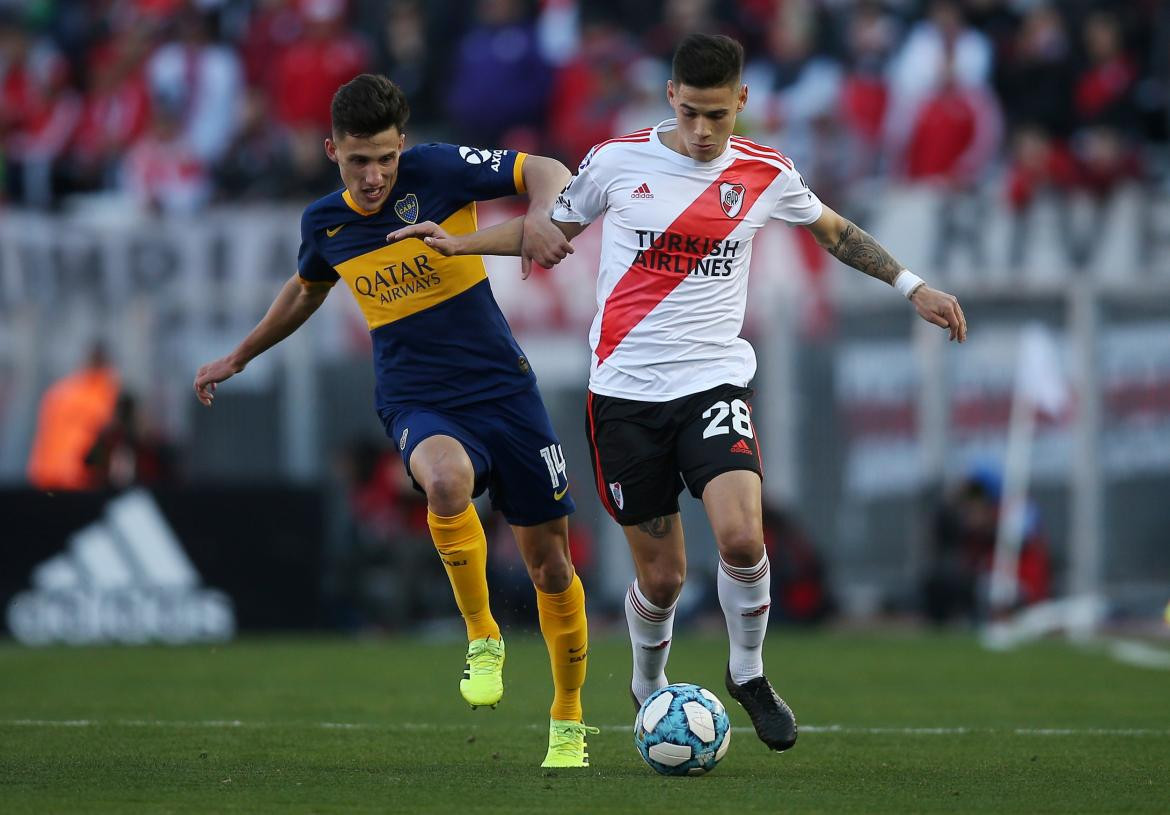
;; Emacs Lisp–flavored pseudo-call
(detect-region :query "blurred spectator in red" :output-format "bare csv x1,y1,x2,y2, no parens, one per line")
27,343,121,491
146,4,242,164
121,92,211,213
903,56,1002,184
1074,10,1137,130
838,2,896,179
272,0,370,132
0,13,81,207
446,0,550,146
896,25,1002,272
885,0,992,163
1003,125,1077,266
240,0,303,93
69,20,155,195
85,393,177,489
762,503,834,625
921,467,1051,625
547,19,638,165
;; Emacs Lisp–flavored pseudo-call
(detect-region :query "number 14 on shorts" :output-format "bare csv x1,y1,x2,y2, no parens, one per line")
539,444,569,497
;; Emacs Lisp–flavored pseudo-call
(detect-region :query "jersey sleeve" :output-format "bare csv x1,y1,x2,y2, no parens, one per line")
769,168,824,225
297,210,339,286
551,145,609,225
428,143,526,201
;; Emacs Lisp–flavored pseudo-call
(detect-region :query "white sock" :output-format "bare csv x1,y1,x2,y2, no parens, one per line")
624,580,676,704
718,553,772,685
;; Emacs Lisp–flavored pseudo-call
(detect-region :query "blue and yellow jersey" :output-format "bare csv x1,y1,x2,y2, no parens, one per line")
298,143,534,414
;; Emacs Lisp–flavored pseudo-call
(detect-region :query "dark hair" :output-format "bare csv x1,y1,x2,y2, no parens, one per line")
671,33,744,89
330,74,410,138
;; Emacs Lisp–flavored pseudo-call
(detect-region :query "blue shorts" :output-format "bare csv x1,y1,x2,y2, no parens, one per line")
381,386,575,526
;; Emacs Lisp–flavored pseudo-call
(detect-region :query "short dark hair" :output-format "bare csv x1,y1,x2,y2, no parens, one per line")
330,74,410,138
672,34,744,89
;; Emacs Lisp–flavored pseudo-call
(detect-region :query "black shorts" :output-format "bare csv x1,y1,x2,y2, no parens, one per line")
584,383,763,525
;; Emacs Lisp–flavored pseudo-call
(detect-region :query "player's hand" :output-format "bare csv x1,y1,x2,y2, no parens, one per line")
386,221,461,255
193,357,243,406
520,213,573,280
911,286,967,342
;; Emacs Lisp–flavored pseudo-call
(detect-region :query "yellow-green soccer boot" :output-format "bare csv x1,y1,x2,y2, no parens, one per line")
540,719,600,768
460,637,504,709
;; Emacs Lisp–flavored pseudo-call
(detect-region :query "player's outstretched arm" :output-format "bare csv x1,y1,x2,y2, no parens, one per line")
386,217,526,257
519,155,575,275
193,274,331,406
805,205,967,342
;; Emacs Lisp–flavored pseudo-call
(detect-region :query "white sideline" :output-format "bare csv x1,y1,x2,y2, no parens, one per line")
3,719,1168,737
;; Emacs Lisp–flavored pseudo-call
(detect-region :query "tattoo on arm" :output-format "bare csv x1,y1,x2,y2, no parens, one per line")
826,221,903,286
636,516,672,539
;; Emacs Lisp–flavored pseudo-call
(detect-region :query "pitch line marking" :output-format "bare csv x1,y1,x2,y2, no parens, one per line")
3,719,1169,737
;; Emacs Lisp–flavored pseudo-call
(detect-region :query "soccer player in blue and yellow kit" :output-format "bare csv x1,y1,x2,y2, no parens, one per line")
193,74,595,768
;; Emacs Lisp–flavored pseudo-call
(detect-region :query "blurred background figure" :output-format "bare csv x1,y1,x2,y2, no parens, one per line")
26,344,121,492
921,468,1051,626
446,0,550,148
324,438,452,633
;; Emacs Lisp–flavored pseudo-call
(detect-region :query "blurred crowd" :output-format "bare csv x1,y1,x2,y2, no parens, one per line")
0,0,1165,217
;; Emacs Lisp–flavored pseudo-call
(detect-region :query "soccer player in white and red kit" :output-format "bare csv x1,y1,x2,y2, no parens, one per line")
390,34,967,753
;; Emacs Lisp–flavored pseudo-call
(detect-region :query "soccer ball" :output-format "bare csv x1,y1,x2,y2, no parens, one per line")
634,683,731,776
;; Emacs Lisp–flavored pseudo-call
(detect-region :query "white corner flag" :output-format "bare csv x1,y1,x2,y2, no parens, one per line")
989,323,1070,613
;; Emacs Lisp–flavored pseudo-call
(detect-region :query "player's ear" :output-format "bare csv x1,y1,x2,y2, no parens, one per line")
324,138,338,164
666,79,675,107
737,83,748,112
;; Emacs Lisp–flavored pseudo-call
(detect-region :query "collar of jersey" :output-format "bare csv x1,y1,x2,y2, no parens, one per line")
343,189,386,216
650,118,737,170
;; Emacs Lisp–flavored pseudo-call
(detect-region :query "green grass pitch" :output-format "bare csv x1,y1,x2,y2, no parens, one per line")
2,631,1168,813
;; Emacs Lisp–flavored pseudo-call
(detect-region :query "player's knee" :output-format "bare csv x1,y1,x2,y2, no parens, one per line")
639,570,684,608
421,467,474,515
714,526,765,567
529,553,573,594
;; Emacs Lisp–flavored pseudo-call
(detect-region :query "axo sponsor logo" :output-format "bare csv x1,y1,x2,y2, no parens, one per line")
458,146,506,172
5,490,236,645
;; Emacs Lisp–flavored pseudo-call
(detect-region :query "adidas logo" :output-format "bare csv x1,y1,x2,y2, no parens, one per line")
631,182,654,199
730,439,753,455
5,489,236,646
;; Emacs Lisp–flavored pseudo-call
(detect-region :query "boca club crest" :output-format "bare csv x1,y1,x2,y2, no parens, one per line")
394,193,419,224
719,182,746,218
608,482,624,510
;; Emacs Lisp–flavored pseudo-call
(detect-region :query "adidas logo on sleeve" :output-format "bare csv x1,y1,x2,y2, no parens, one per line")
630,182,654,199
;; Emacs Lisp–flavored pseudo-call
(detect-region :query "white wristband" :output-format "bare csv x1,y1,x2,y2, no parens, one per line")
894,270,925,300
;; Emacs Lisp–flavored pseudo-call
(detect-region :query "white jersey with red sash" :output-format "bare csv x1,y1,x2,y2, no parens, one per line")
552,119,823,401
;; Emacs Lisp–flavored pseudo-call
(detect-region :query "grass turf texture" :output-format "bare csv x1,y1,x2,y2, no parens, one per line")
2,632,1168,813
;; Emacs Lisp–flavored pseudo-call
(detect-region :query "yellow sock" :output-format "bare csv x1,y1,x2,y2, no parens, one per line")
536,572,588,722
428,505,500,642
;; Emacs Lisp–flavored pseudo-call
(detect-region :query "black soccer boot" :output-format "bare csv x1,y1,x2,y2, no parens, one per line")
724,664,798,752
